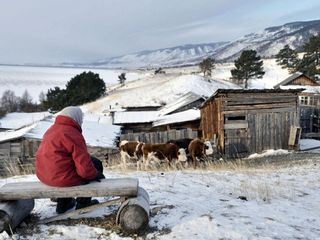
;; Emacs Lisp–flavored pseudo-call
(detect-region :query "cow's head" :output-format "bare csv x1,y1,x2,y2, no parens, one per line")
204,141,213,155
177,148,187,162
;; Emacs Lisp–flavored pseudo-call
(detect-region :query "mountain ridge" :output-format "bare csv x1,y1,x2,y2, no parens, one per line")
69,19,320,69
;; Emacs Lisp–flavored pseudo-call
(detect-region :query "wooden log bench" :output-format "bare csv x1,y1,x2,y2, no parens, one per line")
0,178,150,235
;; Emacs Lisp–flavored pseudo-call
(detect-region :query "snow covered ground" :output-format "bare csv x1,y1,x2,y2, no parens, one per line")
0,65,148,102
1,155,319,240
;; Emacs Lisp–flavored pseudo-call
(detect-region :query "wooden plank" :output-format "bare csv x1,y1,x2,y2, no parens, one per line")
224,96,297,103
0,178,139,200
223,102,295,111
225,98,297,106
39,197,124,224
9,146,21,153
10,143,21,147
222,107,296,115
224,122,248,129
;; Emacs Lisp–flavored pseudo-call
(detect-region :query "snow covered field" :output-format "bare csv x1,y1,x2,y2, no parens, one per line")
1,154,319,240
0,65,147,102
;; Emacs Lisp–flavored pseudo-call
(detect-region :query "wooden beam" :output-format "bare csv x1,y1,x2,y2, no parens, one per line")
224,122,248,130
223,102,295,111
39,197,124,224
0,178,139,200
222,107,296,115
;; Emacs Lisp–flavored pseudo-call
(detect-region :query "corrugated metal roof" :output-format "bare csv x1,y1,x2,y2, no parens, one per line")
113,111,159,124
152,109,200,127
158,92,203,116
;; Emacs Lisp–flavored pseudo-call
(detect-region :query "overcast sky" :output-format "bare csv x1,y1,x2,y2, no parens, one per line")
0,0,319,64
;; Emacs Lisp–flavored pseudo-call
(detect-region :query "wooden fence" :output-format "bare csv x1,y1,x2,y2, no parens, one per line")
120,128,198,144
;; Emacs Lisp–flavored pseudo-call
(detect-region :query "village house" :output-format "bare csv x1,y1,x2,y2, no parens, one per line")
112,92,205,134
274,72,320,138
274,72,320,106
200,89,302,158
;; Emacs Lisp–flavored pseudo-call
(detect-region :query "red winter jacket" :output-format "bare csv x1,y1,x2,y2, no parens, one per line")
36,115,98,187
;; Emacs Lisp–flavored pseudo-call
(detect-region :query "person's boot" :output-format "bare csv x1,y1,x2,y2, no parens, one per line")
75,197,99,210
56,198,76,214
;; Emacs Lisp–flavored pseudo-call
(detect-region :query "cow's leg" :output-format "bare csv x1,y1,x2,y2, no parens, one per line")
192,154,197,169
143,153,150,170
120,151,128,169
136,159,142,171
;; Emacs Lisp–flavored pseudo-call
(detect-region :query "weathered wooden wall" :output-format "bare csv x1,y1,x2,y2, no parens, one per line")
291,76,319,86
120,128,198,144
120,123,153,134
152,120,200,132
0,139,41,159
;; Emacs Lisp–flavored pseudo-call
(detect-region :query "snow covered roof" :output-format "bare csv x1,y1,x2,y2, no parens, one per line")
0,124,36,143
279,85,320,94
0,112,51,130
113,111,159,124
158,92,204,116
153,109,200,127
0,117,121,148
274,72,318,89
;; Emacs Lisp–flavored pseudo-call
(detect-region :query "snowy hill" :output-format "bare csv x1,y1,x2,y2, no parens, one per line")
213,19,320,61
79,58,290,114
82,19,320,68
82,74,240,114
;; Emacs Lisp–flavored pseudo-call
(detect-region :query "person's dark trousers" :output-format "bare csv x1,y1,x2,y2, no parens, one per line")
56,156,104,213
76,156,104,208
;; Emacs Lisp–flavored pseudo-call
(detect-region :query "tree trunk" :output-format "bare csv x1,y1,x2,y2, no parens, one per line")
116,187,150,234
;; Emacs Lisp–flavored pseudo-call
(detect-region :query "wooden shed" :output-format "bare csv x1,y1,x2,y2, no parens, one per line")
200,89,302,157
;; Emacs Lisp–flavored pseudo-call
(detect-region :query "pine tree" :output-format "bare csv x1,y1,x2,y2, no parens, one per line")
44,87,67,112
199,57,215,77
295,35,320,78
275,44,298,72
66,71,106,106
44,71,106,112
231,50,265,89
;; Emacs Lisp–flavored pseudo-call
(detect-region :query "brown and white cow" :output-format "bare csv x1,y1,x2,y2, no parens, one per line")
188,138,211,168
119,140,144,168
141,143,187,168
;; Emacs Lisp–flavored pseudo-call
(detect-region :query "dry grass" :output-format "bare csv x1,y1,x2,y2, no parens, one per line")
105,153,296,173
0,157,35,178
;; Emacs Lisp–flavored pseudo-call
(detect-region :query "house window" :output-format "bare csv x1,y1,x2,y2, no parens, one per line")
226,116,246,121
299,96,314,106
